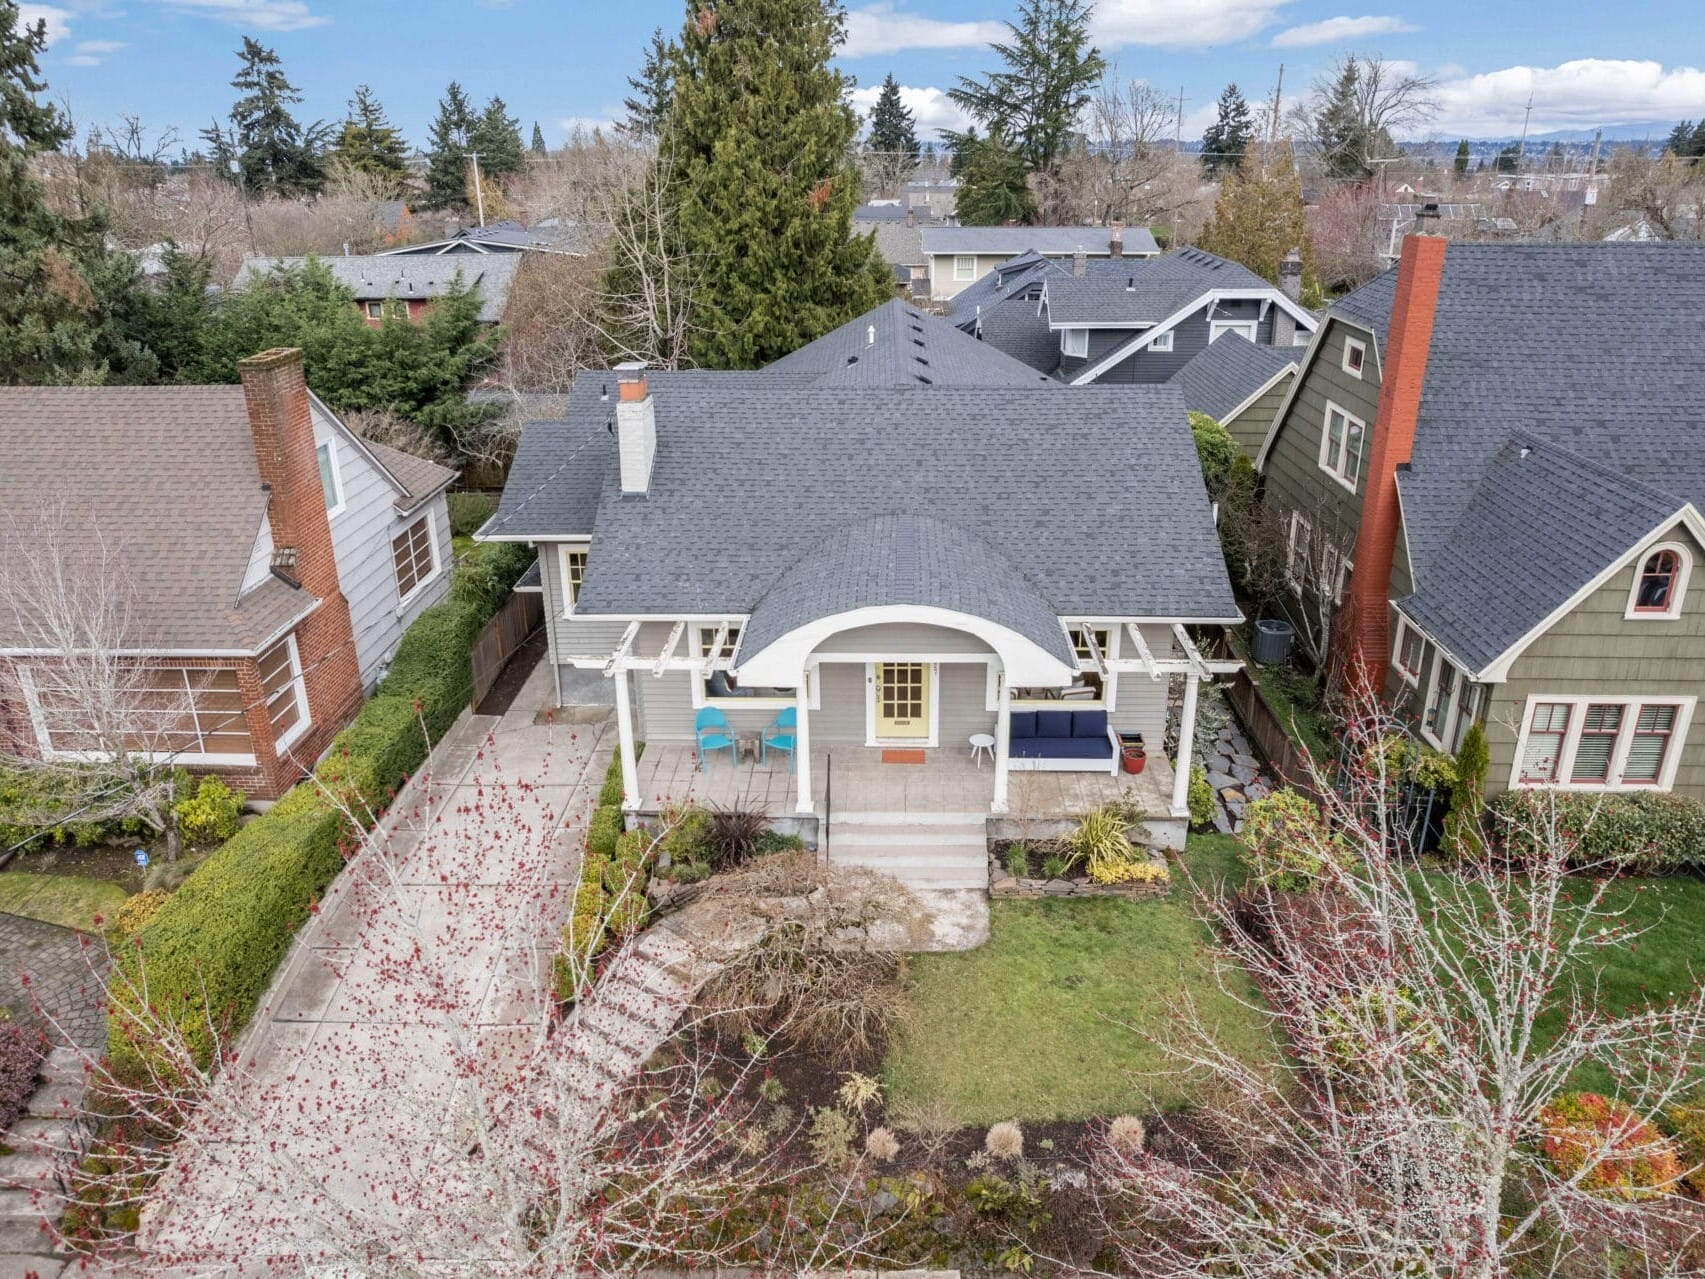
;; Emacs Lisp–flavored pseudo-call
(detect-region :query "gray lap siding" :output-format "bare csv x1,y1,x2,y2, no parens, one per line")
1063,301,1275,385
1224,373,1295,459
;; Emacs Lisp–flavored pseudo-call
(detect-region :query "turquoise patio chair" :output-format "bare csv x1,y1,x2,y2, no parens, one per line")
694,706,736,770
761,706,797,772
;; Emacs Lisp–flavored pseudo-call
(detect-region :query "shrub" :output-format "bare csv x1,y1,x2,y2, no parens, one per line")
1187,764,1216,828
445,490,496,538
1064,804,1135,879
704,802,768,870
1488,789,1705,875
587,806,622,860
1539,1092,1681,1200
809,1106,857,1168
754,829,806,855
172,776,243,848
376,598,486,741
59,1138,149,1242
1107,1114,1146,1155
864,1126,900,1162
108,889,171,942
0,1022,47,1131
1002,844,1031,878
1041,853,1070,879
1665,1103,1705,1198
1189,410,1237,499
985,1120,1024,1160
1087,855,1169,887
597,755,625,808
1442,722,1489,857
1243,788,1353,892
449,540,535,616
552,820,654,1000
0,763,157,851
1373,735,1459,792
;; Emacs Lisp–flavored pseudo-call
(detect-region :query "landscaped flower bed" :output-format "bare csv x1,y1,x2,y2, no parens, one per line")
986,843,1170,899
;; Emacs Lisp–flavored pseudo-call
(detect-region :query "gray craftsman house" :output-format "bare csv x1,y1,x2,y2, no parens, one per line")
921,224,1159,300
1256,237,1705,799
479,299,1239,884
952,247,1316,386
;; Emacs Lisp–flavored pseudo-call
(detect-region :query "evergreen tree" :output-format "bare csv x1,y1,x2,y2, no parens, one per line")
530,121,548,154
424,81,476,211
618,27,675,138
1665,119,1705,162
953,130,1036,225
1453,138,1470,175
1197,144,1313,289
0,6,153,384
947,0,1104,204
330,84,409,191
1313,56,1366,179
470,95,523,178
626,0,890,368
1199,83,1254,176
868,73,919,162
202,37,325,196
1494,142,1521,174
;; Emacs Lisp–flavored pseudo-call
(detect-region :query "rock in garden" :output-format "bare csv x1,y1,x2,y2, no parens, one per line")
1207,769,1238,790
1044,879,1076,895
992,876,1018,893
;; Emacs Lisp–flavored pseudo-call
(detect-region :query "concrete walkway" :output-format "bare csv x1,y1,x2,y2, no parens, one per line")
139,656,613,1268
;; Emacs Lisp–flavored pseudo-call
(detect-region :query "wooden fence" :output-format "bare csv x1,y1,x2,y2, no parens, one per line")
1224,668,1322,799
470,589,544,707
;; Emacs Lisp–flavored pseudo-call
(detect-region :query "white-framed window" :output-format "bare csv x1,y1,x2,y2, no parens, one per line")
1148,330,1174,353
365,300,384,320
1625,542,1691,619
694,625,796,707
1342,336,1367,378
1060,328,1089,358
1393,618,1426,684
316,441,343,515
1013,625,1113,705
559,546,587,616
258,634,311,752
1294,328,1312,346
391,515,440,606
1286,512,1312,591
1319,402,1366,493
1512,695,1694,790
953,254,976,281
1210,320,1258,343
17,662,255,764
1420,650,1477,752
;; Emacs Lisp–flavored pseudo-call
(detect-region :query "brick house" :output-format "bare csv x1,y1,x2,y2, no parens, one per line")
236,254,518,329
0,350,455,800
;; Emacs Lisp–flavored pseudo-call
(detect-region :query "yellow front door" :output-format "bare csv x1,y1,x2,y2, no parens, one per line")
875,663,930,740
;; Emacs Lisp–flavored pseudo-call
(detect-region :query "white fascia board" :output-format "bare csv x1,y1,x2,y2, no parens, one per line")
1255,313,1382,472
1219,364,1299,432
1071,289,1318,386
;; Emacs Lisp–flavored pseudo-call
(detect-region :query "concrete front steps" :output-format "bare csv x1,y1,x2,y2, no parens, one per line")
826,811,990,891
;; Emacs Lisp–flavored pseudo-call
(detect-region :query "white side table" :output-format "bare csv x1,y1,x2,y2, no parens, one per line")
969,732,996,769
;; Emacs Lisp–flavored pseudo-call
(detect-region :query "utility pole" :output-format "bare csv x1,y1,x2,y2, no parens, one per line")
1174,87,1186,251
1269,63,1284,158
468,151,486,227
1588,127,1603,176
1516,93,1534,166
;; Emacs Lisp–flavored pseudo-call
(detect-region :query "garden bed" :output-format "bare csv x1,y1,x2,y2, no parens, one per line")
986,843,1169,900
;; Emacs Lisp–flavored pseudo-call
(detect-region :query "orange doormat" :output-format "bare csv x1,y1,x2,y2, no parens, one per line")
880,748,927,764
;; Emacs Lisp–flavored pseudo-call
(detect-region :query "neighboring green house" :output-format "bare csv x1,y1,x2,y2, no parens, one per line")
1253,237,1705,800
1170,332,1300,458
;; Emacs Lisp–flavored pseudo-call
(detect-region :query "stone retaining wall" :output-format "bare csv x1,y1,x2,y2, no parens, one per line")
987,853,1169,901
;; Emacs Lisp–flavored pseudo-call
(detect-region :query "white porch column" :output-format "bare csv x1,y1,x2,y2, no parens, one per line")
1170,670,1200,818
793,671,814,815
992,668,1012,814
612,668,640,811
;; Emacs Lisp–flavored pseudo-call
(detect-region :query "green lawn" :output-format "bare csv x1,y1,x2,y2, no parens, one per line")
0,872,128,933
884,835,1272,1123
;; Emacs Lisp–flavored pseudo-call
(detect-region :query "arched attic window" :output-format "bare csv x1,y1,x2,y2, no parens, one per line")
1627,543,1691,619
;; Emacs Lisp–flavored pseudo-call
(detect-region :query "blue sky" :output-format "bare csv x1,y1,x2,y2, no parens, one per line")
19,0,1705,153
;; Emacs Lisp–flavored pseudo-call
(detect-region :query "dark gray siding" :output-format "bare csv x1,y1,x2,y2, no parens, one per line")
1076,300,1277,385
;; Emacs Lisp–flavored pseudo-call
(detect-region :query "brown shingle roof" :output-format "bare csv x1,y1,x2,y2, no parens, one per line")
360,438,458,513
0,386,320,654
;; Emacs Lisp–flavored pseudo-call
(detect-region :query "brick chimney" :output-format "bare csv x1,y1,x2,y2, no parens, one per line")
614,362,657,495
1342,234,1448,701
1110,221,1124,258
237,348,340,600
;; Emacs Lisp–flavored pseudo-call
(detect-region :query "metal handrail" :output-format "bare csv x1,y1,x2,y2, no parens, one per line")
822,751,832,864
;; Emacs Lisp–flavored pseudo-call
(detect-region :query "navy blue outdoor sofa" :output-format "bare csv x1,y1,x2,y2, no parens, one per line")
1007,708,1120,775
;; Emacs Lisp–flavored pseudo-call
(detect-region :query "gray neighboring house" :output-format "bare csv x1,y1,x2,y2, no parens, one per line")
953,246,1317,385
921,223,1159,300
854,204,930,298
478,298,1240,847
237,254,518,325
380,217,591,257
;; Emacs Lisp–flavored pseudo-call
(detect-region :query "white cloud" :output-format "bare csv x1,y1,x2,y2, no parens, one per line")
1270,14,1417,47
63,36,126,63
1427,59,1705,137
557,115,619,136
18,4,74,45
841,3,1006,58
849,81,972,139
155,0,328,31
1093,0,1290,49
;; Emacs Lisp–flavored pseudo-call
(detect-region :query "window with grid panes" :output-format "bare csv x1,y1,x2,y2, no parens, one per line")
1520,703,1572,783
391,516,436,600
259,638,308,749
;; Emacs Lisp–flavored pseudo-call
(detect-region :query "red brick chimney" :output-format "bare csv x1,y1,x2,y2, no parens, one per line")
1342,234,1447,701
238,348,341,600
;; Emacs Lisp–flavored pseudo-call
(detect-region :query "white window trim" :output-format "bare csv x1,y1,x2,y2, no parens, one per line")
316,440,344,518
1508,694,1696,792
269,634,312,754
1148,330,1174,353
1342,336,1367,379
999,625,1119,710
364,300,384,320
691,625,803,710
1623,541,1692,620
16,663,260,767
1318,400,1366,495
1286,512,1312,593
952,254,977,281
1392,617,1424,685
1060,327,1089,358
1210,320,1258,344
393,514,443,613
557,543,589,618
864,660,941,748
1418,649,1471,750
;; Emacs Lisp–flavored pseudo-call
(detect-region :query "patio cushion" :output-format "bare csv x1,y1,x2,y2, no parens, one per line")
1036,709,1073,738
1071,709,1108,739
1010,736,1109,760
1010,710,1038,740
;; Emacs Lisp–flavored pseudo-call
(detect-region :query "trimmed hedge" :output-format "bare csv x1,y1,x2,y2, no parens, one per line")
1487,789,1705,874
0,1022,48,1131
108,549,525,1082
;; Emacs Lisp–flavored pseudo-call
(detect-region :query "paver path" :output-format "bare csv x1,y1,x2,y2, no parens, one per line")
0,913,104,1055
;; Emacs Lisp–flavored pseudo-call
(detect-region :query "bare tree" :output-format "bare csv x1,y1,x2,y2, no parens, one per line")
1306,182,1388,289
1078,72,1179,225
1291,54,1438,182
0,500,194,859
1092,713,1705,1277
1590,149,1705,241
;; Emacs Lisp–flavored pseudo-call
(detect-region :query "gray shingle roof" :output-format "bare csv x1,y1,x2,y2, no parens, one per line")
946,254,1061,325
0,386,319,653
740,514,1073,666
972,296,1061,376
551,375,1235,623
921,226,1159,257
237,254,518,322
1043,248,1274,326
766,298,1053,387
858,219,925,269
1169,334,1298,422
1327,264,1398,348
